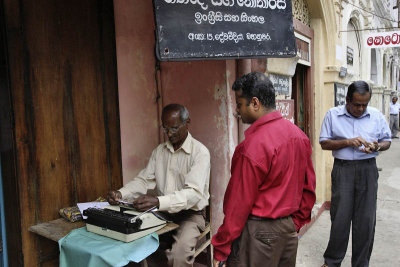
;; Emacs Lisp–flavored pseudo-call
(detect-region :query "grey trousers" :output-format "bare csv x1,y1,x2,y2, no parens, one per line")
227,216,298,267
324,158,378,267
390,114,399,137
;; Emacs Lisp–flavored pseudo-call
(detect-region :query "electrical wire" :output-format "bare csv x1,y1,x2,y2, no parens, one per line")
340,26,400,32
341,0,398,24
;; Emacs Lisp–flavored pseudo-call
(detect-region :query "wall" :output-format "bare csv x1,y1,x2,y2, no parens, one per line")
113,0,238,233
113,0,160,184
308,0,338,204
159,61,237,230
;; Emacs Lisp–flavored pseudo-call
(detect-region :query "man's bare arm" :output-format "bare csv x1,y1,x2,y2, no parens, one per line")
375,140,391,152
320,137,369,151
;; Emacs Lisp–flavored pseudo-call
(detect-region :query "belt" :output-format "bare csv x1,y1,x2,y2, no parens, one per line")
390,114,398,116
159,209,205,221
334,158,376,165
180,209,204,215
248,214,290,221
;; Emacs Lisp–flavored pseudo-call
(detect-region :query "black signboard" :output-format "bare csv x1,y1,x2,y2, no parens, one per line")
334,83,347,107
268,73,290,95
347,46,354,66
153,0,296,61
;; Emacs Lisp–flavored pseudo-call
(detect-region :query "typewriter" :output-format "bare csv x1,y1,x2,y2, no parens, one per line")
83,205,167,242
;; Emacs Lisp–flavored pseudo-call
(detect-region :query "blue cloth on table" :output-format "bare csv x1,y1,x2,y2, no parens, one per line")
58,227,159,267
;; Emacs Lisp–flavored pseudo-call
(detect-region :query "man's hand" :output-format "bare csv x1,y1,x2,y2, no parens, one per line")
213,259,226,267
106,190,122,205
321,137,370,151
360,140,379,154
347,137,369,148
372,140,380,151
132,195,159,211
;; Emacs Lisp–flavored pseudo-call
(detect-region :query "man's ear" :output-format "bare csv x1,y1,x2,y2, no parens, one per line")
251,97,261,111
345,96,350,104
185,118,191,125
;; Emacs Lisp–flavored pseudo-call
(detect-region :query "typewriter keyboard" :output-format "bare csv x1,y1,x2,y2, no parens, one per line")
83,207,141,225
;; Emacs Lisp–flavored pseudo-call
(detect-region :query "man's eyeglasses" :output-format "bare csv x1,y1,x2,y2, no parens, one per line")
162,121,186,134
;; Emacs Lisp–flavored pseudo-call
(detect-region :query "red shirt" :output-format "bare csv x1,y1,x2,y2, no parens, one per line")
211,111,316,261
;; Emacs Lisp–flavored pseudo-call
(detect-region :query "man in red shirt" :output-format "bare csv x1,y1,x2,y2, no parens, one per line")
211,72,316,267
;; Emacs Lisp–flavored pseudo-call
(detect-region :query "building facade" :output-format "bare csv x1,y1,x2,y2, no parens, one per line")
1,0,400,265
314,0,400,204
271,0,400,208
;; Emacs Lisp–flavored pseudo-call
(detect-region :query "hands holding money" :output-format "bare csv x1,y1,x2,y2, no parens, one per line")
106,190,159,211
347,137,380,153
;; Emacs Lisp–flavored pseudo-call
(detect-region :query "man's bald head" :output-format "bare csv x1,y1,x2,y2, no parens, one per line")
162,104,189,123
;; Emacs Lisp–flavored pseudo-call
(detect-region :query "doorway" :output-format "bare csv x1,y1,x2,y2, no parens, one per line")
292,64,312,139
292,64,306,132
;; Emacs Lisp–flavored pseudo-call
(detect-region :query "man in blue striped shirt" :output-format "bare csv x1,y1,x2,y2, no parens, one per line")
319,81,391,267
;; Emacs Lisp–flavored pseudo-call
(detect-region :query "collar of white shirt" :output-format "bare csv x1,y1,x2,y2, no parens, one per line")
165,132,192,154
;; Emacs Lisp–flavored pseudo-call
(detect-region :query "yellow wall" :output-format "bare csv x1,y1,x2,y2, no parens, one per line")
308,0,339,204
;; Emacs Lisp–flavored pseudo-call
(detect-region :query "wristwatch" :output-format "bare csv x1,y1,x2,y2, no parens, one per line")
375,144,381,152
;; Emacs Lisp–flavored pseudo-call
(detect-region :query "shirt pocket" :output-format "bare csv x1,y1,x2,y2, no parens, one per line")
358,122,379,143
168,166,187,189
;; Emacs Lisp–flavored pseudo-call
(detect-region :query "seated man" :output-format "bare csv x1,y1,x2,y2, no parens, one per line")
107,104,210,267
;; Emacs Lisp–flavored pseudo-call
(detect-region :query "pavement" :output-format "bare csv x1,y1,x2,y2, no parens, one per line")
296,138,400,266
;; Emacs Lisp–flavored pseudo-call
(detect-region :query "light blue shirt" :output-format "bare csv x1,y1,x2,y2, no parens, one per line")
319,105,391,160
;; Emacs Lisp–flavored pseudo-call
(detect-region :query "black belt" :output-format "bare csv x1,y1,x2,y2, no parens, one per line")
179,209,204,215
334,158,376,165
390,114,398,116
159,209,205,222
248,214,290,221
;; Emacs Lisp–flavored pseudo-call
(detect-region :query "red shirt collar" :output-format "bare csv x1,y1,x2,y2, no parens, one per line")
244,111,282,137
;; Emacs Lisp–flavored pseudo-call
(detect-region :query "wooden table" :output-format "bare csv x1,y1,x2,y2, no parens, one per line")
29,218,179,242
29,218,179,266
29,218,85,242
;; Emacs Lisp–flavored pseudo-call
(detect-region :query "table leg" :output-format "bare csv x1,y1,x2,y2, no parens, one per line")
140,259,148,267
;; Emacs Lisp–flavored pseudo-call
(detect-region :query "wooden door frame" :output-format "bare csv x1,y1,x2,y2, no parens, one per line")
293,18,315,144
292,64,306,131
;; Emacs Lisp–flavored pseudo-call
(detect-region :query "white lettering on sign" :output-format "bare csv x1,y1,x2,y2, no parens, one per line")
278,102,290,116
211,0,235,6
237,0,287,9
162,0,287,11
194,11,264,24
188,31,270,43
215,31,244,43
268,74,290,94
276,100,294,123
246,32,271,41
188,32,206,41
163,0,209,10
188,31,245,43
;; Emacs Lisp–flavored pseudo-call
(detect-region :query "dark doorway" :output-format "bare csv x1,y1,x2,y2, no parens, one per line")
292,64,306,132
292,64,312,139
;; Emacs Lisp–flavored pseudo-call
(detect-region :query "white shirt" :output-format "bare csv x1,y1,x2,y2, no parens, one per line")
390,102,400,115
119,133,210,213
